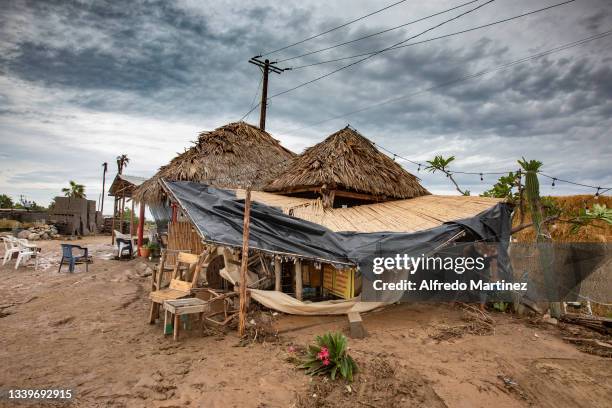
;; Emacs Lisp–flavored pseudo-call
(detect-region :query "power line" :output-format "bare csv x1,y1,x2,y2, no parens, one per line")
268,0,496,99
239,73,264,121
373,139,611,192
180,136,611,195
277,29,612,133
275,0,481,64
259,0,410,57
288,0,579,69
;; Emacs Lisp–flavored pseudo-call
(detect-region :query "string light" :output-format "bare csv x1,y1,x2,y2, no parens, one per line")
595,187,600,197
417,164,421,172
480,173,483,181
552,178,556,188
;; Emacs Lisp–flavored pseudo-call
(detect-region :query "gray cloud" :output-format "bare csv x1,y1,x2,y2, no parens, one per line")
0,0,611,210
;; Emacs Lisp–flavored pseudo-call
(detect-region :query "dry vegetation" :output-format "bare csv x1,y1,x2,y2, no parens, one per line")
512,195,612,243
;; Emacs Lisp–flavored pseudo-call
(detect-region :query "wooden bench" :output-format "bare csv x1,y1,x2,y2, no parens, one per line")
163,298,209,341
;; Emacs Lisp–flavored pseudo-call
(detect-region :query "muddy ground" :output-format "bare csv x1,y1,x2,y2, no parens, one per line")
0,236,610,407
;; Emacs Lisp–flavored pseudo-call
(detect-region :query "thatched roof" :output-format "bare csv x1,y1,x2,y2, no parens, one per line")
264,126,430,204
134,122,295,204
108,174,147,198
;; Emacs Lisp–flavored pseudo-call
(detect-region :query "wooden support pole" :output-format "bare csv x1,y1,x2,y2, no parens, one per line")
274,256,282,292
111,197,118,245
238,188,252,337
119,196,125,234
171,203,178,224
295,259,303,301
137,202,145,250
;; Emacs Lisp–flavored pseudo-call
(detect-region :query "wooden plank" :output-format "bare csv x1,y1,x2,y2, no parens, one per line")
274,256,281,291
295,260,303,301
169,279,192,292
348,312,366,339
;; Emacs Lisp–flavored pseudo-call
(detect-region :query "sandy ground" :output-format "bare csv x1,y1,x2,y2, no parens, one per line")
0,236,610,408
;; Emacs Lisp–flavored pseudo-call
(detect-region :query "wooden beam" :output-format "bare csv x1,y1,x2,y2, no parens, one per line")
111,197,118,245
274,256,281,291
348,312,367,339
238,188,252,337
332,189,385,202
137,202,145,250
295,259,303,301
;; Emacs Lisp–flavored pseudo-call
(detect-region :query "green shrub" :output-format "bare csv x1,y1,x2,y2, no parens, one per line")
300,332,357,382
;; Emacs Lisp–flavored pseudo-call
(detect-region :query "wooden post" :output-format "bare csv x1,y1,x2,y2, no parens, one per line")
171,203,178,224
120,195,126,233
295,259,303,301
274,256,281,291
137,202,145,251
238,188,252,337
111,197,118,245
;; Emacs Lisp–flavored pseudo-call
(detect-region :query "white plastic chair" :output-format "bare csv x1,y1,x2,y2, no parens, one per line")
15,239,40,270
2,236,20,266
114,230,135,258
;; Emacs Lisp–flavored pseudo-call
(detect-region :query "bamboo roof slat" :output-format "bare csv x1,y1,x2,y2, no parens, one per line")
234,189,502,233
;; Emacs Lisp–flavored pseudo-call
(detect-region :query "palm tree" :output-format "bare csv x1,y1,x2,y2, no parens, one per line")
116,154,130,175
62,181,86,198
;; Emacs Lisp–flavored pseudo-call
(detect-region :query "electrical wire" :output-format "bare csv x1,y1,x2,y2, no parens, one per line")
288,0,578,69
277,29,612,134
275,0,481,64
268,0,496,99
239,73,264,122
260,0,410,56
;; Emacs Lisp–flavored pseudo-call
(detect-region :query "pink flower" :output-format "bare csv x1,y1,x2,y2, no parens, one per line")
322,358,330,366
288,346,296,353
319,347,330,359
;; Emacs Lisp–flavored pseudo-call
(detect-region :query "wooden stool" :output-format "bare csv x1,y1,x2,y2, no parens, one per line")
163,298,209,341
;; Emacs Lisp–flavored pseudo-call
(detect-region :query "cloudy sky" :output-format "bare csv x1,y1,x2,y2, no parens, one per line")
1,0,611,213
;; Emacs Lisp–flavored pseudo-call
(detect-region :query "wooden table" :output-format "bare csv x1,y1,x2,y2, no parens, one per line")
163,298,209,341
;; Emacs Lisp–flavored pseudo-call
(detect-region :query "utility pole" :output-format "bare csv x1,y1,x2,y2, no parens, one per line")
248,56,287,131
259,59,269,130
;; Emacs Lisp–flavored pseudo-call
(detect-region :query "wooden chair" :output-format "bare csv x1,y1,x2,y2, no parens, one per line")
149,252,202,324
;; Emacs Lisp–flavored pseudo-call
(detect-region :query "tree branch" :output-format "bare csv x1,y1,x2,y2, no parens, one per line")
511,215,559,235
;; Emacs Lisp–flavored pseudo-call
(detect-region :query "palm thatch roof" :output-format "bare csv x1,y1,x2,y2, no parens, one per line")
134,122,295,204
108,174,147,198
264,126,430,206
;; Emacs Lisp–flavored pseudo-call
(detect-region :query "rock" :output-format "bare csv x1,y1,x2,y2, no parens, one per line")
542,316,558,326
27,233,40,241
17,230,30,239
41,233,49,240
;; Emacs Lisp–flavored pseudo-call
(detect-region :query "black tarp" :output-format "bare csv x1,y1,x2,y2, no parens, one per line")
163,180,513,277
161,181,612,303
